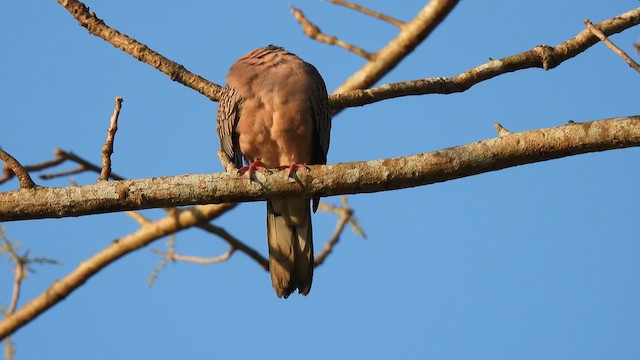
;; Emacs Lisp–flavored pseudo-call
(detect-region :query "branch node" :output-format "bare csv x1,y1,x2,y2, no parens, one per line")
494,123,512,137
532,45,557,70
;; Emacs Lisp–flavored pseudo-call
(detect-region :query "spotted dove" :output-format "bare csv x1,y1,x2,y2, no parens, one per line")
216,45,331,298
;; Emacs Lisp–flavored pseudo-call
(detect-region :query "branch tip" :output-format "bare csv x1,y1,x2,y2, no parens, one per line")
291,5,374,59
328,0,405,28
494,123,512,137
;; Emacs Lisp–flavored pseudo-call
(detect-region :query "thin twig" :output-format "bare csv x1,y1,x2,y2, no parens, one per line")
197,223,269,271
6,262,24,317
0,149,36,189
584,19,640,73
99,97,123,182
151,246,235,265
39,166,87,180
45,149,125,181
0,154,65,185
290,6,374,60
314,209,351,267
125,211,150,225
314,196,365,266
328,0,405,28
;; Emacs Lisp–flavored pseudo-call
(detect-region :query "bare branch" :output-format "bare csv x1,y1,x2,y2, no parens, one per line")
55,0,222,101
0,150,36,189
197,223,269,271
314,196,361,267
45,149,125,181
0,155,65,185
125,211,150,225
291,6,374,59
328,0,405,28
99,97,124,182
330,7,640,109
151,246,235,265
39,166,86,180
0,203,235,340
332,0,459,100
6,262,24,318
2,116,639,221
584,19,640,73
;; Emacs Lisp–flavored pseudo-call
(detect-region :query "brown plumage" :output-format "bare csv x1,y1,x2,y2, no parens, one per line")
216,45,331,298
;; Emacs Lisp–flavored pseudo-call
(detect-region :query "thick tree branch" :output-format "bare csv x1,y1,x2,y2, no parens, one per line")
329,7,640,109
1,116,638,222
0,203,235,340
56,0,223,101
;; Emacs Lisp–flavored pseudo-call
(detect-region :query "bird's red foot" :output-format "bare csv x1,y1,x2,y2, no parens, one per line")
238,158,269,178
277,163,310,178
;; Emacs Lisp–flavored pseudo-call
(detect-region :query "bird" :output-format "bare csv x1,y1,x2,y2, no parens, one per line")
216,45,331,298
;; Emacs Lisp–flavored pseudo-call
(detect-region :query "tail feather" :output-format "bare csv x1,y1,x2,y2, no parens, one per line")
267,198,313,298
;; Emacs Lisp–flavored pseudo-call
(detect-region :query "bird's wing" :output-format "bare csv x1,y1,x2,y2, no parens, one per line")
216,84,244,169
306,62,331,167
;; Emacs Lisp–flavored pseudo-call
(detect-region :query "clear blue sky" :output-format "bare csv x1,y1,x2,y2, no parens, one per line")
1,1,639,359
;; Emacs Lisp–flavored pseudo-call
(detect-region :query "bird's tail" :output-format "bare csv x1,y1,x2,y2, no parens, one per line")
267,198,313,298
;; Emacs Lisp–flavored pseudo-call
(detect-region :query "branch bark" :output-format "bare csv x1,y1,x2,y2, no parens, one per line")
2,116,638,221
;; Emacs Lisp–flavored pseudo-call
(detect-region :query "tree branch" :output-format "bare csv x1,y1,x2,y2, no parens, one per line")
0,150,36,189
584,19,640,73
56,0,223,101
291,6,374,59
0,203,235,340
1,116,638,221
196,223,269,271
99,97,123,182
331,0,459,97
329,7,640,109
328,0,405,28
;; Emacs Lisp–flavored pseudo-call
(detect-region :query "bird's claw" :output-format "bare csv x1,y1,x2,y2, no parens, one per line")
277,163,310,178
238,158,269,179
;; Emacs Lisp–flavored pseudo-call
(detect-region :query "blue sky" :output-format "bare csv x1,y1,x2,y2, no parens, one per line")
1,1,639,359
